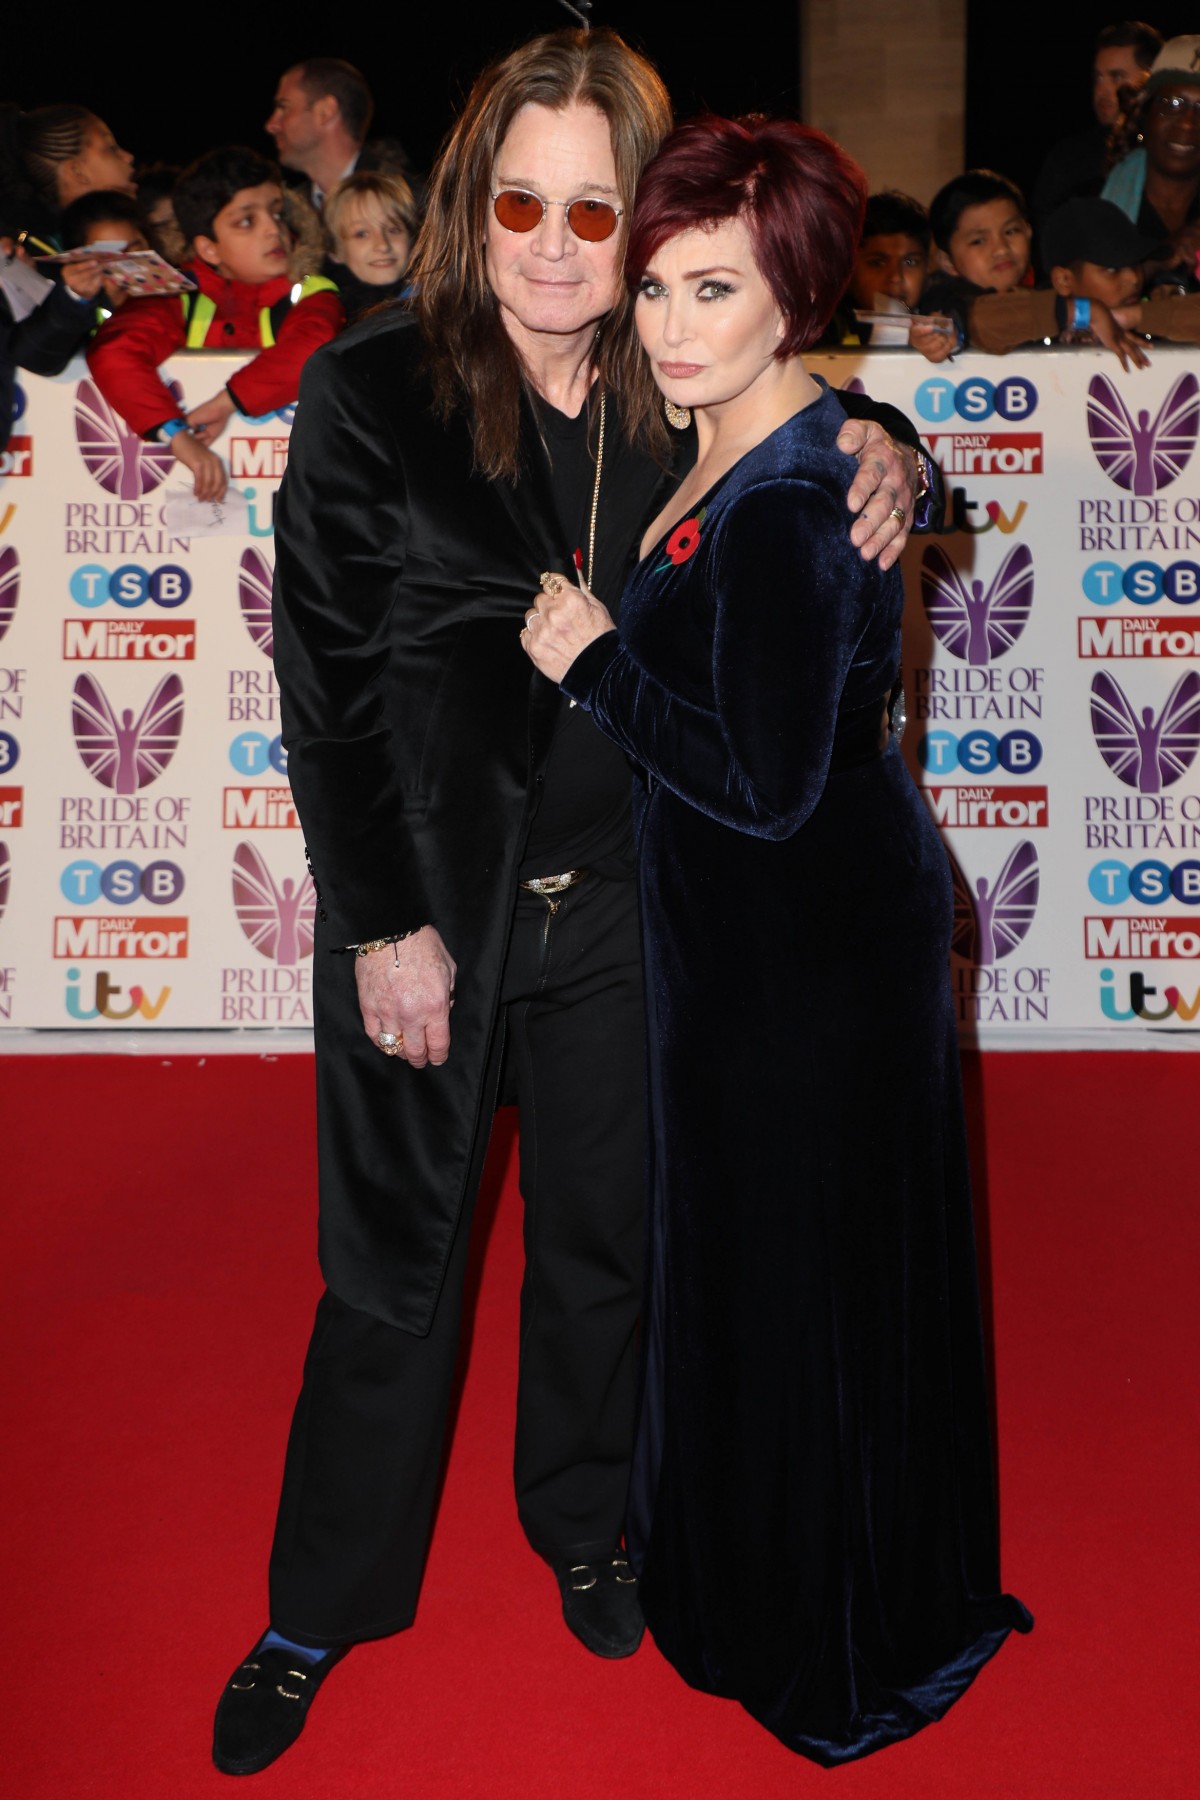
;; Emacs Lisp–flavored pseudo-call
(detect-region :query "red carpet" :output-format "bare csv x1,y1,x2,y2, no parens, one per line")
3,1050,1196,1798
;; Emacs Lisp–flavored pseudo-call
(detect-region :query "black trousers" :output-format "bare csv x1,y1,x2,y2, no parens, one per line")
267,872,645,1646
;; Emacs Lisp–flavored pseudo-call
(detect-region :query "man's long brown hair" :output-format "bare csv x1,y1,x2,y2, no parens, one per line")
411,28,673,482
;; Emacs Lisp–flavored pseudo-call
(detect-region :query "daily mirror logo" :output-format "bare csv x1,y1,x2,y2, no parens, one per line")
1086,372,1199,496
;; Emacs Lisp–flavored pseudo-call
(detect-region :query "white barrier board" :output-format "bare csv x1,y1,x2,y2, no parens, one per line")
1,346,1198,1041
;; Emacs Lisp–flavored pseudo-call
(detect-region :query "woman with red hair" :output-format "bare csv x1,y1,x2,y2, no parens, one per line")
523,114,1031,1765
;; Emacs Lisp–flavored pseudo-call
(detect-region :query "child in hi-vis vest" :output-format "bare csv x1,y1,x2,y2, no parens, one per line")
88,146,343,499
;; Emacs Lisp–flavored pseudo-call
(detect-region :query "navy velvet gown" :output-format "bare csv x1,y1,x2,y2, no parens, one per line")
560,386,1031,1765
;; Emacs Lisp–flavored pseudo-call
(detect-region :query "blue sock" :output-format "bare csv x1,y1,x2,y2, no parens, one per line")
258,1627,332,1664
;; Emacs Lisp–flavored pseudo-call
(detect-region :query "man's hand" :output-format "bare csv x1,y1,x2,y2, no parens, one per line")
186,389,236,447
1086,299,1151,371
355,924,457,1068
171,430,228,502
521,572,615,683
837,418,918,571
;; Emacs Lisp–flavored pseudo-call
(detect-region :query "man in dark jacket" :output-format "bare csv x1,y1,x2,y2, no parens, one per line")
211,28,935,1781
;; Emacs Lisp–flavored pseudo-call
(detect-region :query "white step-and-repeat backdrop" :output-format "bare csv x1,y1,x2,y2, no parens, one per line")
1,346,1198,1042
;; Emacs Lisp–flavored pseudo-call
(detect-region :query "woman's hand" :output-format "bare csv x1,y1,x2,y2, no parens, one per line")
521,571,616,684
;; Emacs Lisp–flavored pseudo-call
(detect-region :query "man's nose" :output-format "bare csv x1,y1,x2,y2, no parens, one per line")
531,204,571,259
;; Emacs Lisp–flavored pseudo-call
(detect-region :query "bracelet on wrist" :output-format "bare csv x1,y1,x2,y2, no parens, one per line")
157,418,192,444
351,927,421,966
1072,297,1092,334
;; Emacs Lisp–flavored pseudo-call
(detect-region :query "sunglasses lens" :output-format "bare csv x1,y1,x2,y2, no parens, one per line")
566,199,620,242
493,190,543,232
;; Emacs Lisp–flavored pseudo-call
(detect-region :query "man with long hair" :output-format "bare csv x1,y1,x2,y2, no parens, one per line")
212,27,930,1778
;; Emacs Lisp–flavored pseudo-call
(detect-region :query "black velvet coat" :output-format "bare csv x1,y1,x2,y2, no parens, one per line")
561,388,1031,1762
273,313,930,1336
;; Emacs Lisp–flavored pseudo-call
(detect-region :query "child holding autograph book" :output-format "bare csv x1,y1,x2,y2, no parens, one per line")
88,147,343,500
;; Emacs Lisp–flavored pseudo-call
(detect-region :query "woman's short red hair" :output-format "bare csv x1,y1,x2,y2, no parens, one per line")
626,115,868,357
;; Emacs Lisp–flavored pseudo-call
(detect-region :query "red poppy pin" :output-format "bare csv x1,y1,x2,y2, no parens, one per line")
655,505,707,573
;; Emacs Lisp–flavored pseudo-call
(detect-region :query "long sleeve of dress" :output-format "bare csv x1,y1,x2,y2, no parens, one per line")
560,475,889,840
272,345,433,943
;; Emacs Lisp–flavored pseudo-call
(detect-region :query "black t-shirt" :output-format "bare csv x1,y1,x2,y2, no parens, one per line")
518,391,678,880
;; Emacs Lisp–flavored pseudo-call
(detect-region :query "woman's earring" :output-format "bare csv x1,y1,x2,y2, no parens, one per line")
664,399,691,430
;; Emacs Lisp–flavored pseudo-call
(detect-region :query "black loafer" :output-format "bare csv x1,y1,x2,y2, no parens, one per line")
553,1550,645,1659
212,1643,348,1776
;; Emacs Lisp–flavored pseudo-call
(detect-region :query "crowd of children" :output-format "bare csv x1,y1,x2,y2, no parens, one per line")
2,32,1198,495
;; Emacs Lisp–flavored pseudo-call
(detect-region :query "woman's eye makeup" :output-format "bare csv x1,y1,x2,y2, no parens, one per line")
697,279,735,300
637,278,667,298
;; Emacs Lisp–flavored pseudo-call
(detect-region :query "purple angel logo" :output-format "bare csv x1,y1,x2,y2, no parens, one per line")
951,841,1039,966
0,839,9,922
74,377,178,499
0,546,17,646
231,842,316,964
238,548,274,657
71,673,184,793
1090,670,1200,794
1087,372,1199,495
921,543,1033,665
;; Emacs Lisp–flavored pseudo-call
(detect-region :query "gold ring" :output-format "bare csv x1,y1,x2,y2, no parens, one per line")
539,572,565,597
378,1031,403,1054
890,505,906,526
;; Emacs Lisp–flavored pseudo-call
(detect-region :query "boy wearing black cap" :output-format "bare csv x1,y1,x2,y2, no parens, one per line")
966,197,1198,360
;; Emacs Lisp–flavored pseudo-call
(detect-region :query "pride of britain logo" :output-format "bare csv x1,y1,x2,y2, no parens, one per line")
239,548,274,656
71,673,184,792
950,840,1040,965
1086,372,1199,496
231,842,315,964
921,543,1033,665
1090,671,1200,793
0,839,9,920
74,378,177,500
0,546,17,646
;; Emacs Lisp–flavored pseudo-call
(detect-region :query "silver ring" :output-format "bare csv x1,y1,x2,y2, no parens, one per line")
890,505,906,526
377,1031,402,1053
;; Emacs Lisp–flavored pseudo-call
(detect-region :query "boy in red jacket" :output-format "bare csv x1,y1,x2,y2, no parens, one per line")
88,147,343,499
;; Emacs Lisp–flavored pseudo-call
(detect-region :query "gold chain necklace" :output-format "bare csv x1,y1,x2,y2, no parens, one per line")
583,384,606,589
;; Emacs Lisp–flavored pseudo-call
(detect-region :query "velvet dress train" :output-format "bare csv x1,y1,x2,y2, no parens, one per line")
561,386,1032,1765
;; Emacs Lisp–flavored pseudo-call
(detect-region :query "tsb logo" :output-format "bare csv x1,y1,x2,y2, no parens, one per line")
69,563,192,609
1082,560,1200,606
228,731,287,776
60,858,185,905
0,729,19,773
1088,858,1200,905
915,375,1037,424
918,728,1042,774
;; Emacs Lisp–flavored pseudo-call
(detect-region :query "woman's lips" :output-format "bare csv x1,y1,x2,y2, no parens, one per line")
659,361,704,378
